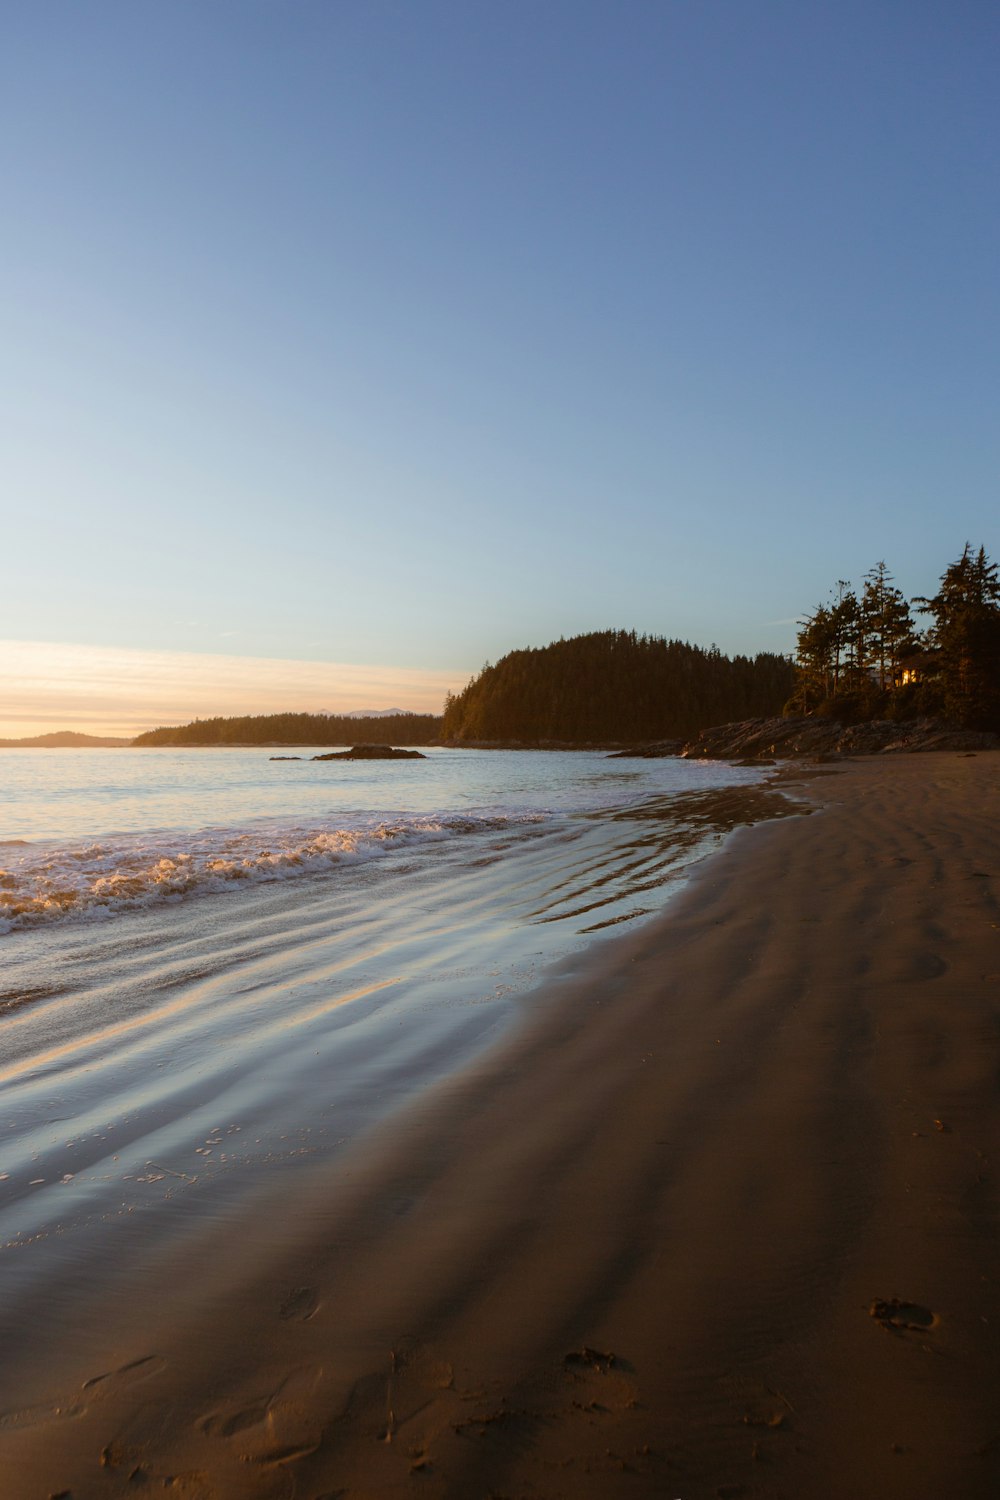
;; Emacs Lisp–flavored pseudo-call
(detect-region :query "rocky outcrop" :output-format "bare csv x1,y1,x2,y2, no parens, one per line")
311,744,427,761
441,739,628,750
680,716,999,760
606,740,685,759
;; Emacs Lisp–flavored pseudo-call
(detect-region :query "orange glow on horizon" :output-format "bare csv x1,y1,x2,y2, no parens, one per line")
0,640,466,741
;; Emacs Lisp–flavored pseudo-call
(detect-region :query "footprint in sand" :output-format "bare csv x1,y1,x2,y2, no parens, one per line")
0,1355,165,1431
896,950,949,982
564,1347,618,1373
562,1347,638,1418
279,1286,320,1322
0,1396,83,1432
869,1298,938,1332
82,1355,166,1397
200,1365,323,1446
247,1440,321,1467
199,1403,270,1438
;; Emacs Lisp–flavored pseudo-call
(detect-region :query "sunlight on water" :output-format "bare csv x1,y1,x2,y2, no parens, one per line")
0,747,804,1264
0,747,770,932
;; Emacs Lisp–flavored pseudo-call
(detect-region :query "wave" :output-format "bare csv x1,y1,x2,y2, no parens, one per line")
0,811,548,933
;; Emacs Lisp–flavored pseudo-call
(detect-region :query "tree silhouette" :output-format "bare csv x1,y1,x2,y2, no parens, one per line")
915,545,1000,728
794,546,999,730
861,561,916,691
441,631,794,742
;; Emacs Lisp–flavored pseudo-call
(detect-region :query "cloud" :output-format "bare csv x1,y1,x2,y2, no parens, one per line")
0,640,465,739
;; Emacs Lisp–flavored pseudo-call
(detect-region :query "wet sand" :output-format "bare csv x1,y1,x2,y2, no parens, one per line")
3,753,1000,1499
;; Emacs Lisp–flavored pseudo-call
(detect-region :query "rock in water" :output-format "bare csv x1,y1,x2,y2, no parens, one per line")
606,740,684,759
311,745,426,761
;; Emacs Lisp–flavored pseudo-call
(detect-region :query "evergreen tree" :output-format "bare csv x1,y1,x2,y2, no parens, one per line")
792,581,863,709
440,631,794,743
830,581,861,686
792,605,838,709
915,544,1000,728
133,711,441,747
861,561,916,690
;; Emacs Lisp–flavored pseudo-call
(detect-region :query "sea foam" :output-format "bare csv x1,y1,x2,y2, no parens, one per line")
0,812,546,932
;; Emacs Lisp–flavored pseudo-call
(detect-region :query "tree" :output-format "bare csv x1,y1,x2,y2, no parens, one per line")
830,581,863,684
792,581,862,709
440,631,795,743
915,544,1000,728
861,561,916,690
792,604,837,709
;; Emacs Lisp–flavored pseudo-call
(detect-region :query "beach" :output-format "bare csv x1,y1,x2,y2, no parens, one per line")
2,751,999,1499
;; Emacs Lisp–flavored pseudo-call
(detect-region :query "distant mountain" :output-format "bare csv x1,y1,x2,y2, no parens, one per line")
0,731,133,748
344,707,413,719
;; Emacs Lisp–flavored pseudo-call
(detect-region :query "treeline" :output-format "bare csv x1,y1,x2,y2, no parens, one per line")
792,544,1000,729
132,712,441,747
442,631,795,743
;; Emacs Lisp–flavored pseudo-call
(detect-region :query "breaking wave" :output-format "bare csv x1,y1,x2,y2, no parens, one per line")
0,811,547,933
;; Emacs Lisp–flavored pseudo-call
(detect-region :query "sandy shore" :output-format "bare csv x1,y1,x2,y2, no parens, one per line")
3,753,1000,1499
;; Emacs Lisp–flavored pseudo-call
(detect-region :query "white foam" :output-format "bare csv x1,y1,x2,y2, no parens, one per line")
0,812,547,933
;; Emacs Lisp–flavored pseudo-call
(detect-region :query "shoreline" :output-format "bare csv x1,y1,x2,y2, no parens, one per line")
3,753,999,1498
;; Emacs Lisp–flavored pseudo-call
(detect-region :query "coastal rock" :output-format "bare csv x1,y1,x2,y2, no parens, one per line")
681,716,999,760
269,755,302,760
441,738,624,750
606,740,685,759
311,744,427,761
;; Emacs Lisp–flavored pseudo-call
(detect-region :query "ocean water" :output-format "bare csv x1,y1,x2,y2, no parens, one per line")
2,745,773,932
0,747,797,1270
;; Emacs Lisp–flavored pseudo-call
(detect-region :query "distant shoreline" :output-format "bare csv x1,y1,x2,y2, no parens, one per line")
0,734,132,749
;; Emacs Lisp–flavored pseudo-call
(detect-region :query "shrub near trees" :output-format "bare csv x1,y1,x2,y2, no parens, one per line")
792,545,1000,730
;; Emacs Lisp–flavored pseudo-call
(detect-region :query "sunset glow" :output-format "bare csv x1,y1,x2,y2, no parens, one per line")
0,640,465,740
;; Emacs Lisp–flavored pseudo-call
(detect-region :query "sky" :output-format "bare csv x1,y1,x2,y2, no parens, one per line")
2,0,998,736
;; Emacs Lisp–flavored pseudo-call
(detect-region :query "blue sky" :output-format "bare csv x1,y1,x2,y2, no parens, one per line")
2,1,998,732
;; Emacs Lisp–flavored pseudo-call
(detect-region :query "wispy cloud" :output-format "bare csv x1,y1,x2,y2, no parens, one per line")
0,641,465,739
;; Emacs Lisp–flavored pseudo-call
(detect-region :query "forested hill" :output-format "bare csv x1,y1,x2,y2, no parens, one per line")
0,731,132,748
442,631,795,743
132,712,441,747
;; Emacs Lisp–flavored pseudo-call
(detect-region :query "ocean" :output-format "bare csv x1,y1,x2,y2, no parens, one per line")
0,747,794,1266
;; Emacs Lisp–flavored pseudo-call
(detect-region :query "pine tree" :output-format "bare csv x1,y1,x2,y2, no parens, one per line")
915,544,1000,728
861,561,916,690
792,581,863,709
829,582,861,688
793,605,837,708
